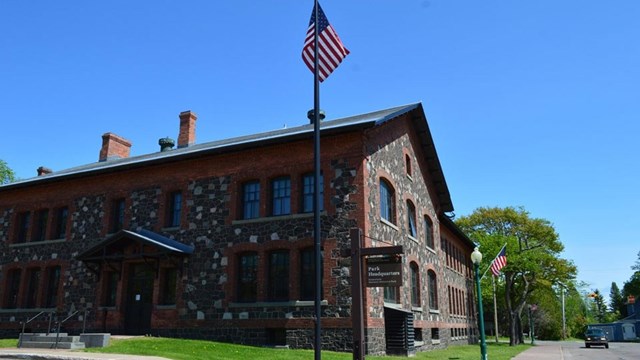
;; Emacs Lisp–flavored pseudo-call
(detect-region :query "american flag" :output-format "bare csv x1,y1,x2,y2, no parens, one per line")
302,3,350,82
490,246,507,276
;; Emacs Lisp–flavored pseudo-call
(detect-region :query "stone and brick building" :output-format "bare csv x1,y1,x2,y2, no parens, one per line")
0,103,477,355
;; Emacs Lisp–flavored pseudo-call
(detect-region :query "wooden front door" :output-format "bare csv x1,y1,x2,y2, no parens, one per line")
124,263,154,335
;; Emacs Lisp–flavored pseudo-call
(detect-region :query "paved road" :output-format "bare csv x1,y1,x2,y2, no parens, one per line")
560,340,640,360
513,340,640,360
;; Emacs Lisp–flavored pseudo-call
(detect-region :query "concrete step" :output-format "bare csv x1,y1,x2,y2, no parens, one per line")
28,335,80,343
19,341,86,350
19,332,68,339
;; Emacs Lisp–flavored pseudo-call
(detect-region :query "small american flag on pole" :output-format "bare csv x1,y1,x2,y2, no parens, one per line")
490,246,507,276
302,3,350,82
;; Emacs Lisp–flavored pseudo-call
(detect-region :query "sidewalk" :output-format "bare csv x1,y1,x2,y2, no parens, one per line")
0,347,170,360
512,341,564,360
0,342,564,360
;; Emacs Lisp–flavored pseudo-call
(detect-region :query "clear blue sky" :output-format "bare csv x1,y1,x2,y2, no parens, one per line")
2,1,638,299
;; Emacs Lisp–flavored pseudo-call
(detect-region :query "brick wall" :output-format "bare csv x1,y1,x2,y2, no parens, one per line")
0,111,477,354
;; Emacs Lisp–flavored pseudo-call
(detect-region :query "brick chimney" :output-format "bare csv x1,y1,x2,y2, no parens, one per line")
37,166,53,176
178,110,197,148
99,132,132,162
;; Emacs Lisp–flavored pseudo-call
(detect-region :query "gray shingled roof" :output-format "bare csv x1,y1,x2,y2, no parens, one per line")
77,229,194,262
1,102,453,212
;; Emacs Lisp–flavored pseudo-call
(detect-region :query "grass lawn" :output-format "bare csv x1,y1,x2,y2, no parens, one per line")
85,337,531,360
0,339,17,348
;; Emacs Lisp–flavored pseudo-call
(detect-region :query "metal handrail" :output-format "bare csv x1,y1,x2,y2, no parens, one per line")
54,310,79,349
18,311,46,348
82,309,89,334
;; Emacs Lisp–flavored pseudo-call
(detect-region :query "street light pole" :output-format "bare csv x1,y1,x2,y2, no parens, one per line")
471,247,488,360
528,304,537,345
561,286,566,340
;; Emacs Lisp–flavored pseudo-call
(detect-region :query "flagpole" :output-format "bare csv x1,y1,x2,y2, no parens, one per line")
312,0,322,359
492,275,499,343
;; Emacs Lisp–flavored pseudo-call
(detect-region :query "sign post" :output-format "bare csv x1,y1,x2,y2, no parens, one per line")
349,228,403,360
365,256,402,287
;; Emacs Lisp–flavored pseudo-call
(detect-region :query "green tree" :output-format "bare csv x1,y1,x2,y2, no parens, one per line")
632,250,640,272
565,284,590,338
589,289,608,323
623,272,640,299
609,282,626,319
623,250,640,303
0,159,16,184
456,206,577,346
529,286,562,340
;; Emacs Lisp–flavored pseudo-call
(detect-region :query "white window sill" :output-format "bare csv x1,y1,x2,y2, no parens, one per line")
9,239,66,248
229,300,328,308
233,212,326,225
380,218,398,231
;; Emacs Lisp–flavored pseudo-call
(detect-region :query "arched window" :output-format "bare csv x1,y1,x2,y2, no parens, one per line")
424,216,434,249
428,270,438,310
405,154,412,177
380,179,396,224
410,262,420,307
407,200,417,238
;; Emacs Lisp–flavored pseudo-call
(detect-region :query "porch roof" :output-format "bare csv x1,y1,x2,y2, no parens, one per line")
76,229,194,263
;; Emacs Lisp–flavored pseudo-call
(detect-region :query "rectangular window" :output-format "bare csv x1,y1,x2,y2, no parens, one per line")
266,328,287,346
168,191,182,227
302,173,324,213
54,207,68,239
33,209,49,242
103,272,119,307
15,211,31,243
414,328,423,342
384,287,399,304
300,248,314,300
159,268,177,305
44,266,61,308
242,181,260,219
271,177,291,216
5,269,22,308
268,250,290,301
111,198,125,233
238,253,258,302
431,328,440,340
448,286,452,314
25,268,41,308
300,248,323,300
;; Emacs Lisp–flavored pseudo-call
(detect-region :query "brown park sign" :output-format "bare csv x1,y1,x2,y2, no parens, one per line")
365,256,403,287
